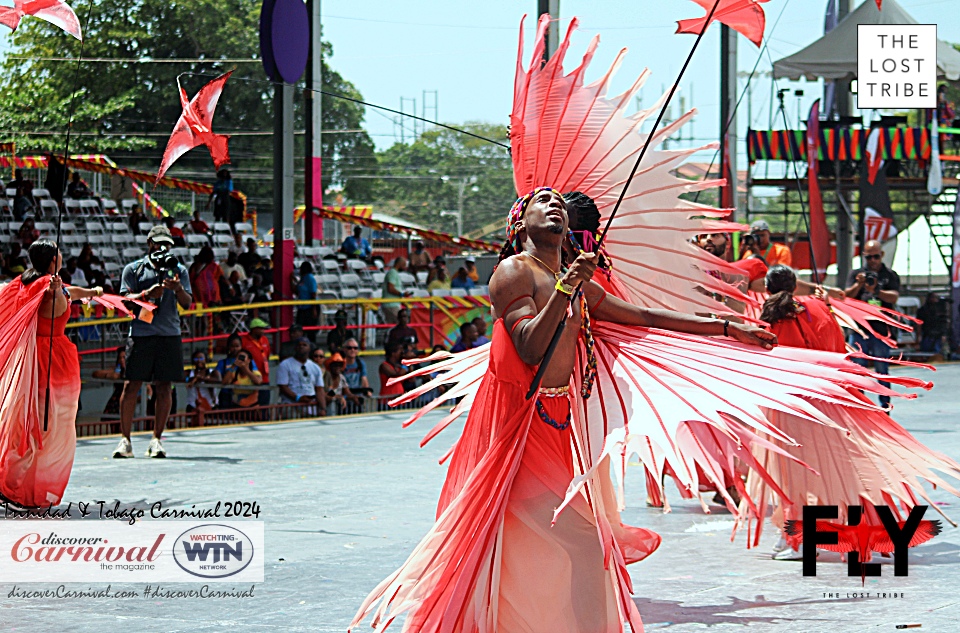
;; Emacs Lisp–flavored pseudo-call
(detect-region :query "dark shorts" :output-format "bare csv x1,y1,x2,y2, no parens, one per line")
125,336,184,383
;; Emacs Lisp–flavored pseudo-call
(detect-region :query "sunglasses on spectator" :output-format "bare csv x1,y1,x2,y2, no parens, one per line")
864,254,882,260
343,345,359,350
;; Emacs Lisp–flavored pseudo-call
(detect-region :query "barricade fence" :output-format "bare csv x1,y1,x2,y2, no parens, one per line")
71,297,484,434
67,296,492,367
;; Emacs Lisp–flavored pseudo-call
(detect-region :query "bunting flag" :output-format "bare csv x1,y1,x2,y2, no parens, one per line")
806,100,830,279
865,127,884,185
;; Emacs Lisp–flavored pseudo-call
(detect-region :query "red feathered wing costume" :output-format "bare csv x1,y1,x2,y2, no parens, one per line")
352,16,952,633
0,278,151,507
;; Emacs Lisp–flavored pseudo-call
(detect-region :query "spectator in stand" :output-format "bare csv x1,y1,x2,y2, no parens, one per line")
322,352,359,416
740,220,792,267
76,243,95,277
279,324,305,360
128,205,147,235
450,267,475,290
378,340,408,410
341,337,371,412
228,232,245,257
5,243,28,276
327,309,351,353
163,215,186,247
185,351,220,413
426,255,446,284
114,225,192,459
220,250,246,283
259,257,274,289
472,317,490,345
294,261,319,339
241,317,272,406
276,337,326,412
10,169,35,220
464,256,479,283
62,256,87,287
386,308,419,349
450,321,479,353
188,210,211,242
916,292,948,355
219,270,245,307
409,240,431,273
238,237,260,276
18,217,40,248
66,172,92,199
427,266,451,292
208,168,233,223
248,273,270,304
341,226,372,261
216,333,263,408
843,239,901,408
382,257,412,324
189,245,222,307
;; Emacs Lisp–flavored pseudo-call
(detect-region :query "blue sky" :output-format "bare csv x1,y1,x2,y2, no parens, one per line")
318,0,959,160
1,0,957,163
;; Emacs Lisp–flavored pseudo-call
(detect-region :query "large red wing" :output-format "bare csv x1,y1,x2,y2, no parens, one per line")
156,115,201,182
22,0,82,40
871,520,943,553
0,6,22,31
189,70,233,129
676,0,769,47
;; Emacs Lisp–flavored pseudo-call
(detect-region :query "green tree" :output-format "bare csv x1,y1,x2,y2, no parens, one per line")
0,0,376,209
368,123,514,237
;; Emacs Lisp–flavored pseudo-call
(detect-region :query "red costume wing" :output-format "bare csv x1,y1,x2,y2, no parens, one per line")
188,70,232,129
156,113,200,182
831,296,917,349
676,0,768,47
0,280,47,457
871,520,943,553
0,6,22,31
25,0,82,40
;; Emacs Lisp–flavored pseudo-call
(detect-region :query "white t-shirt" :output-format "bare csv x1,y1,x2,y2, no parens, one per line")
276,357,324,403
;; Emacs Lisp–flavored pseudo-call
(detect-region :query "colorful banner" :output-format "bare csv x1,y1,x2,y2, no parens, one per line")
409,295,492,347
747,127,933,162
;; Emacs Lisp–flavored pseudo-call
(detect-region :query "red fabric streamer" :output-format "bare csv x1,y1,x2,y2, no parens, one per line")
157,71,233,182
676,0,770,47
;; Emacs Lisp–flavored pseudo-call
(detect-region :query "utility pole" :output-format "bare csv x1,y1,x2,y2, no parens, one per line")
719,25,739,219
304,0,322,246
835,0,853,287
537,0,559,61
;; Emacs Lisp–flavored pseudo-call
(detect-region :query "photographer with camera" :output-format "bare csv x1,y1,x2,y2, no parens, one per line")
113,226,193,458
843,239,900,408
740,220,792,268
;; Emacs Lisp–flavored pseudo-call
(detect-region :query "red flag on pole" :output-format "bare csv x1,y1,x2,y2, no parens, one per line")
806,100,830,281
676,0,770,47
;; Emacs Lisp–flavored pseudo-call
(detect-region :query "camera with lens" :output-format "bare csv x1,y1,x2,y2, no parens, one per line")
148,248,180,280
864,271,878,287
741,232,756,250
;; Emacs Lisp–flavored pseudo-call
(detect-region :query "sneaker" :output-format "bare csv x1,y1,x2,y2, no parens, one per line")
112,437,133,459
145,437,166,458
773,544,805,561
771,535,789,556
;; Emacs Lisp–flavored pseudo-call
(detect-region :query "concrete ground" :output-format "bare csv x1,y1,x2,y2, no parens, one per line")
3,364,960,632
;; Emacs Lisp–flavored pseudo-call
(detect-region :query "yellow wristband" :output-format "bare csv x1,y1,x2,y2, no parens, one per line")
555,278,574,296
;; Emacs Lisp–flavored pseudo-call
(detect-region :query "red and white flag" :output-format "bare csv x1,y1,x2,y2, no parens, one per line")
863,207,898,243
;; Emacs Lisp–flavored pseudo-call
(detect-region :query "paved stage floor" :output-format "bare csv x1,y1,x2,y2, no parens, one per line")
3,364,960,632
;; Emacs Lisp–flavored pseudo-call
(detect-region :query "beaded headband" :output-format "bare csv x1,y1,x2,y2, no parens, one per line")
505,187,563,245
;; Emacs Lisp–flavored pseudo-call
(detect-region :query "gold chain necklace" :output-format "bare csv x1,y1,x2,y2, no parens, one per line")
525,252,561,280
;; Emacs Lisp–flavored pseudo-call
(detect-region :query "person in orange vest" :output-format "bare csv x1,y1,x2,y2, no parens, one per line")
241,317,272,406
741,220,792,267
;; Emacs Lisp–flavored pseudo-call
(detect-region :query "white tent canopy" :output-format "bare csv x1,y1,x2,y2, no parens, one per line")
773,0,960,82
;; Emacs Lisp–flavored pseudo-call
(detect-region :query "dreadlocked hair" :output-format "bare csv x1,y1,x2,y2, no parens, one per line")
760,265,800,325
579,292,598,399
563,190,609,271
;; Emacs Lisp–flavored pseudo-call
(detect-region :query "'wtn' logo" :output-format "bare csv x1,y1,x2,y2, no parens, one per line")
180,541,243,564
784,505,941,584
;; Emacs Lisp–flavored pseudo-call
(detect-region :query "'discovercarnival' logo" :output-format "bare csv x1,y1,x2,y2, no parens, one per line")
172,524,255,579
785,505,941,585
